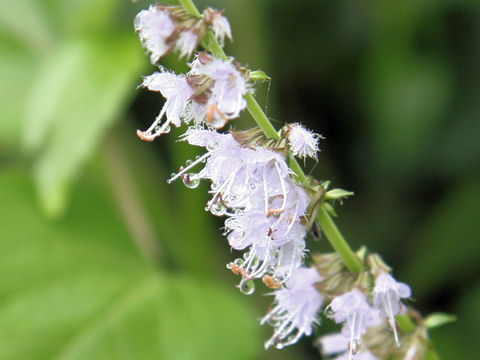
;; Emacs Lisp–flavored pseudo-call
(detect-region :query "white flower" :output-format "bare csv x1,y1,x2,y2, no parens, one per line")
211,13,232,45
373,272,411,346
136,72,194,141
319,332,350,355
134,5,176,64
261,267,323,349
287,123,322,159
205,9,232,46
318,333,379,360
175,30,199,58
138,57,249,139
190,58,248,126
172,128,311,282
327,289,378,358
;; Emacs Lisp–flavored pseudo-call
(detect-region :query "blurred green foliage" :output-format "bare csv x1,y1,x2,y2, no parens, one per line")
0,169,259,359
0,0,479,359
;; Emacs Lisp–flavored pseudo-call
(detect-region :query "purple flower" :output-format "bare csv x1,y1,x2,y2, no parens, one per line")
261,267,323,349
286,123,322,159
327,289,378,358
373,272,411,346
134,6,176,63
136,72,194,141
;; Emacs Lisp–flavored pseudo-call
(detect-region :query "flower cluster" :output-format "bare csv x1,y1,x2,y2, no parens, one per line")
136,52,248,141
177,128,310,284
261,267,324,349
133,3,440,359
135,5,231,62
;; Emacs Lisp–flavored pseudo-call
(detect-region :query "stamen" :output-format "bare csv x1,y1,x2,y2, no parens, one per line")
205,168,239,211
206,104,230,129
349,312,361,360
227,259,252,279
284,244,301,283
266,208,286,217
262,167,269,214
260,304,282,325
250,256,269,278
168,152,210,183
241,246,256,271
263,275,283,289
265,163,289,216
382,291,401,347
275,329,303,349
136,100,171,141
264,308,300,349
221,166,242,205
273,202,299,238
275,161,288,211
274,246,285,275
136,129,155,142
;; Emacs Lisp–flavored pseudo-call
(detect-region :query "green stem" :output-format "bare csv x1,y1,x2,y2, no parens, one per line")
180,0,362,273
245,93,280,140
316,205,363,273
179,0,201,17
205,31,227,59
288,156,308,183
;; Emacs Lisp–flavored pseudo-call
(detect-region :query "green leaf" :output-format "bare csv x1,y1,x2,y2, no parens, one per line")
249,70,271,81
0,169,260,360
323,202,337,217
23,42,85,153
324,188,354,200
23,34,145,217
0,0,53,52
41,0,118,37
0,37,37,147
424,313,457,329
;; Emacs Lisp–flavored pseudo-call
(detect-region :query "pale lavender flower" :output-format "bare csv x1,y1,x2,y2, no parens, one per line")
318,333,379,360
211,13,232,45
172,128,310,281
175,30,199,58
134,5,176,63
319,332,350,355
271,235,306,280
228,235,306,287
287,123,322,159
205,9,232,46
224,180,309,265
136,72,194,141
373,272,411,346
190,58,248,126
327,289,378,358
261,267,323,349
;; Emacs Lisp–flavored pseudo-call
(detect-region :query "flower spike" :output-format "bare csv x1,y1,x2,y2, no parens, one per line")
133,1,441,358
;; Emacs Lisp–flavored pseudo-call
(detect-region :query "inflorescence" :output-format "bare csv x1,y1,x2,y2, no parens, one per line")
134,2,441,359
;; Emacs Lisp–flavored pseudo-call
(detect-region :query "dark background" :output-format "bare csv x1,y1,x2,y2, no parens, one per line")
0,0,479,359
